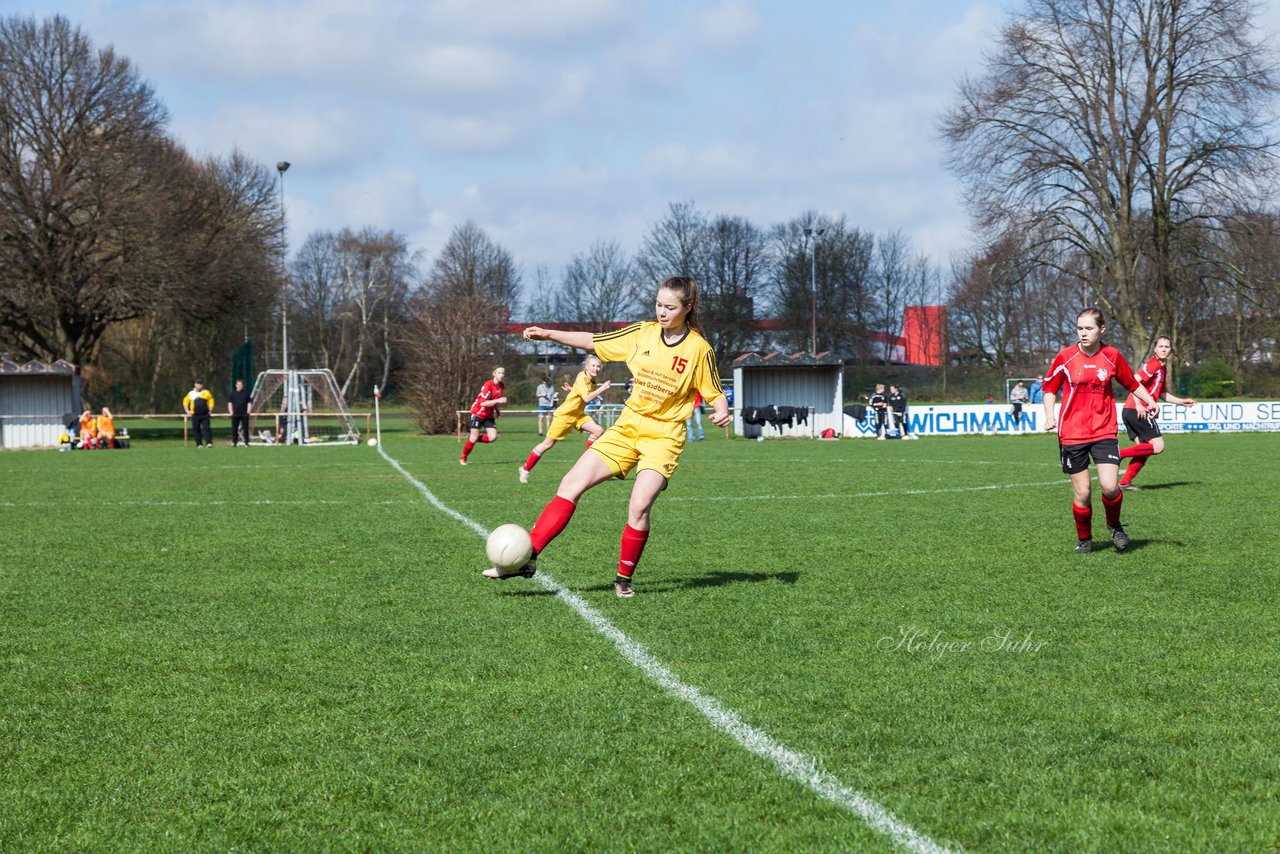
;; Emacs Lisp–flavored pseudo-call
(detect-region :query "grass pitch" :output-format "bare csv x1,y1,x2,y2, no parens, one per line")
2,418,1278,852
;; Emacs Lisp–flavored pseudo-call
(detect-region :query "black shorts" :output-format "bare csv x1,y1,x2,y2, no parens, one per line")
469,415,496,431
1059,438,1120,474
1122,408,1162,443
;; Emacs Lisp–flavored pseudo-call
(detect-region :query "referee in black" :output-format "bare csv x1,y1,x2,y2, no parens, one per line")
227,379,253,447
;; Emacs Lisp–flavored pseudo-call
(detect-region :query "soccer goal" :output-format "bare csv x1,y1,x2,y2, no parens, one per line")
249,369,360,446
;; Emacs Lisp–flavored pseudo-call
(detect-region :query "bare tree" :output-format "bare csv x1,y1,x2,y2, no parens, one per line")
636,201,705,286
291,231,343,370
1202,211,1280,389
400,223,520,433
0,16,280,406
523,264,559,322
697,214,770,358
434,219,521,306
767,215,876,358
332,228,411,398
0,14,169,366
941,0,1278,356
557,241,637,330
873,231,929,361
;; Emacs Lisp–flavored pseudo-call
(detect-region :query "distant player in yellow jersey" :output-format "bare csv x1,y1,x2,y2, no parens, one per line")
483,276,729,598
518,355,611,483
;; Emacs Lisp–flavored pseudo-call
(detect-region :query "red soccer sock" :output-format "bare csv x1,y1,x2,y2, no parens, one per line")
585,437,595,449
461,440,475,460
1120,442,1155,459
1072,502,1092,541
530,495,576,555
523,449,543,472
1120,457,1147,486
1102,491,1124,528
618,524,650,579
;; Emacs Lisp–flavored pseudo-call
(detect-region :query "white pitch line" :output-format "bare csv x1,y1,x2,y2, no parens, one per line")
377,445,957,854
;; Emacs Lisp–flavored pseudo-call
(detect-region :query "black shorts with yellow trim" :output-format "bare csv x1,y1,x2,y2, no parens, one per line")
589,407,685,481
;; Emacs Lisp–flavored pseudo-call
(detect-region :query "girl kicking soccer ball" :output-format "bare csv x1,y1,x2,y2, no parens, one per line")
484,276,729,597
1041,308,1159,553
519,355,611,483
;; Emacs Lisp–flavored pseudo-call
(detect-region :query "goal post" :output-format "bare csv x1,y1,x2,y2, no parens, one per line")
249,369,360,445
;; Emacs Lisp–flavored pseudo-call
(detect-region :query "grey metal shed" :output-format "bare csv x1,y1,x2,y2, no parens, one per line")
0,360,82,449
732,351,845,439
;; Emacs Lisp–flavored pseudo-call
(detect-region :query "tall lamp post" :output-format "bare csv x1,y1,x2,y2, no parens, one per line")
276,161,291,370
803,227,825,356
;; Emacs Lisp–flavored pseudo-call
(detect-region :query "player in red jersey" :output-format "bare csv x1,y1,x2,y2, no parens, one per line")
483,276,729,598
1118,335,1198,490
1041,308,1159,553
460,367,507,465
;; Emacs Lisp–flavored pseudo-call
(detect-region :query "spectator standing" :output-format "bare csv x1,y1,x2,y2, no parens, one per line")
685,390,705,441
535,376,556,435
228,379,253,447
868,384,889,440
1009,381,1030,430
888,384,915,439
183,378,215,448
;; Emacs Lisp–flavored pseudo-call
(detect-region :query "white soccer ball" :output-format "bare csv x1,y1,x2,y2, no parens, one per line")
367,437,378,446
486,524,533,572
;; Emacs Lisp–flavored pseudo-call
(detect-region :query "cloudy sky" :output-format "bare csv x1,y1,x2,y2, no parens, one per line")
14,0,1280,292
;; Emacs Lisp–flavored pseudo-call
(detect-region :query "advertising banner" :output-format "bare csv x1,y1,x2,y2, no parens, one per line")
842,401,1280,438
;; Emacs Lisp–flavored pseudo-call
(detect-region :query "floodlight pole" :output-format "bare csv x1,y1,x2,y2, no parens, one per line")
277,161,291,371
804,226,825,356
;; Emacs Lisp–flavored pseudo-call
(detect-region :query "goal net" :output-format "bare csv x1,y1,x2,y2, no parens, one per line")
249,369,360,446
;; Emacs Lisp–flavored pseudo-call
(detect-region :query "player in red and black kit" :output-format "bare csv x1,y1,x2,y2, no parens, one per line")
460,367,507,465
1118,335,1198,490
1041,308,1159,553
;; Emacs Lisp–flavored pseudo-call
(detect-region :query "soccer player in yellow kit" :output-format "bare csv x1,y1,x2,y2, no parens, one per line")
483,276,729,598
519,355,611,483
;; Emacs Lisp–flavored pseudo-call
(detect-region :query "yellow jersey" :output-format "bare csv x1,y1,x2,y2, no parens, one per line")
593,321,724,422
183,388,215,415
554,370,596,419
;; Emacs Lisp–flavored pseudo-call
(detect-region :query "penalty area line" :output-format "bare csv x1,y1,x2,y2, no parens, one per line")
377,446,958,854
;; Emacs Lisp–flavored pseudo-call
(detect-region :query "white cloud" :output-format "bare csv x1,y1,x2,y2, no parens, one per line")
174,101,377,170
16,0,1044,278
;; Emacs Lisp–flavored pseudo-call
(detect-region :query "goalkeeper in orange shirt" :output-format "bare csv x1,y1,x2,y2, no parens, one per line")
518,355,611,483
484,276,729,598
